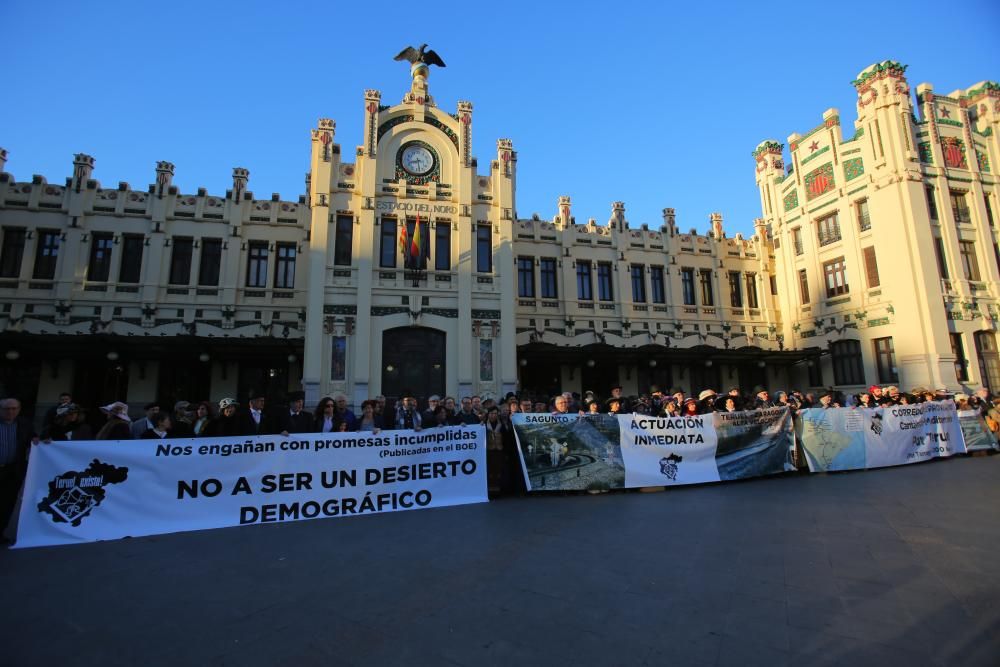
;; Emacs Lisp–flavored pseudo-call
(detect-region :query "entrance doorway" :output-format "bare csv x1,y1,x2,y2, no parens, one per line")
381,327,446,401
974,331,1000,394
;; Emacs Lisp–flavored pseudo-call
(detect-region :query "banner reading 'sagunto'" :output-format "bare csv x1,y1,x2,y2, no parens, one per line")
14,426,486,549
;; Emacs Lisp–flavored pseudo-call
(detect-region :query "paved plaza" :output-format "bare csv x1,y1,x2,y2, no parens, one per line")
3,455,999,666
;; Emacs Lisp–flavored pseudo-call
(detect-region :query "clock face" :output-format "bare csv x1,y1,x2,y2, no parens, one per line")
400,144,434,175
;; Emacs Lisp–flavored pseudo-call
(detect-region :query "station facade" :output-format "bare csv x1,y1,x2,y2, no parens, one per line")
0,61,998,421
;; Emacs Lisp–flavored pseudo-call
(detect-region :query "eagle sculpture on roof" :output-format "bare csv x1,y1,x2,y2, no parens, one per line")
394,44,446,68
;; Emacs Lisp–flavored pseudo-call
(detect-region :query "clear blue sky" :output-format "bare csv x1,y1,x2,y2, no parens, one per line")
3,1,999,237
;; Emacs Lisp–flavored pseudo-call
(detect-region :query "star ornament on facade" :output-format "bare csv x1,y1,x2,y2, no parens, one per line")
940,106,951,118
809,141,820,152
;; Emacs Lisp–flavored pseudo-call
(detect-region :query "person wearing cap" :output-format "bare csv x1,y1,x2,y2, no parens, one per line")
277,391,313,435
753,387,774,410
818,390,840,409
130,402,161,439
41,403,93,442
422,395,441,425
696,389,717,415
885,385,901,404
869,385,883,401
607,385,630,413
96,402,134,440
954,393,971,410
205,398,242,437
681,397,700,416
171,401,195,438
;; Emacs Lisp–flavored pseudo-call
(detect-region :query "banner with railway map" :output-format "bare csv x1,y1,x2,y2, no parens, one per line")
13,426,487,549
798,401,967,472
511,408,794,492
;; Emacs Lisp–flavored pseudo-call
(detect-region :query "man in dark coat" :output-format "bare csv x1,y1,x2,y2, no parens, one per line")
276,391,314,435
236,390,273,436
0,398,37,539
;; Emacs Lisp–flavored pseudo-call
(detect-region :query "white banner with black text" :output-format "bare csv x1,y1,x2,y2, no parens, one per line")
14,426,487,549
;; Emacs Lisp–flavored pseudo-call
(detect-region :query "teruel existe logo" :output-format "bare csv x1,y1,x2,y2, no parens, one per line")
37,459,129,526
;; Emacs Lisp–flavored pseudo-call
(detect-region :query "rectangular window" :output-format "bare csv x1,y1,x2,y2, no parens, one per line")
540,258,558,299
959,240,981,281
434,222,450,271
816,212,841,246
994,242,1000,280
745,273,759,308
933,237,950,280
631,265,646,303
517,257,535,297
650,266,665,303
0,228,26,279
798,268,810,304
698,269,713,306
822,257,848,298
274,242,296,289
246,241,268,288
198,238,222,286
862,246,880,288
576,261,593,300
985,193,995,228
792,227,803,255
856,198,871,232
380,218,397,268
728,271,742,307
118,234,144,284
597,262,613,301
681,268,696,306
333,215,353,266
950,190,971,224
168,237,193,285
951,333,969,382
87,232,114,282
926,185,939,221
873,337,898,384
831,339,864,385
769,274,778,296
32,230,60,280
476,225,492,273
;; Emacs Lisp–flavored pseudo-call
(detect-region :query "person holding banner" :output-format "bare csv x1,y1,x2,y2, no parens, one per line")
314,397,341,433
0,398,36,540
139,412,173,439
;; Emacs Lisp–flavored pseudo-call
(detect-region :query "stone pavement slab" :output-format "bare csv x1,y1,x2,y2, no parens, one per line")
3,455,999,666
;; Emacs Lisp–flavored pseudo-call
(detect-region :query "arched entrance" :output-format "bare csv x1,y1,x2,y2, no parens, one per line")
381,327,446,401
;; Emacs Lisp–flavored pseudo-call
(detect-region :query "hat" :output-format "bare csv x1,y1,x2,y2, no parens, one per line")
886,385,899,393
56,403,80,417
248,389,266,400
698,389,716,401
428,395,441,402
954,393,970,402
219,398,238,410
910,387,929,396
869,385,882,394
683,397,698,405
100,402,131,422
611,384,623,391
286,391,305,402
173,400,191,412
753,386,768,396
143,402,160,411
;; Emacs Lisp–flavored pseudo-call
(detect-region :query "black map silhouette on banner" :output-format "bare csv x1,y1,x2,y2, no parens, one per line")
37,459,129,526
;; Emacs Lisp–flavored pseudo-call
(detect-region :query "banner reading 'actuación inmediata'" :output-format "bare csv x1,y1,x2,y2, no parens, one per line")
512,407,794,492
14,425,487,549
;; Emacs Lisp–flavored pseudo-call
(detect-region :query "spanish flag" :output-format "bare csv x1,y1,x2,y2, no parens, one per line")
410,213,422,266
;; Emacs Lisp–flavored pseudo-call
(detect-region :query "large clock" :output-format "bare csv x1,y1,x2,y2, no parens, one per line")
399,143,435,176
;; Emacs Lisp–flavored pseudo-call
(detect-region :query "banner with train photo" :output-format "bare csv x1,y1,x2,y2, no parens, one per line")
511,407,795,492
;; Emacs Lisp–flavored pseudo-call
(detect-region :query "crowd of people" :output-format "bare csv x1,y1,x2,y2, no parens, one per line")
3,380,999,542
